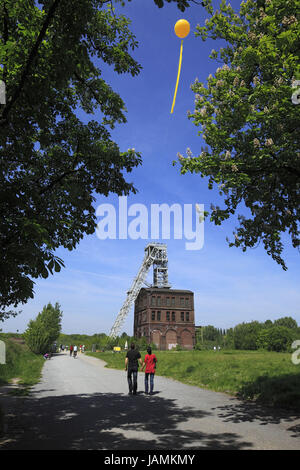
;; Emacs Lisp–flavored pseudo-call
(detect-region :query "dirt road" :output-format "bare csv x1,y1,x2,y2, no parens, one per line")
0,352,299,450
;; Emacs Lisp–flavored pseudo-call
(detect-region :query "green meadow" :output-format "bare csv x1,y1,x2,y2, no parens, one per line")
1,336,299,410
0,334,44,389
87,349,300,410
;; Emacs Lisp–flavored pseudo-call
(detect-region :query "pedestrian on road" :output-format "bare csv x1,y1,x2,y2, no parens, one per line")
69,345,73,357
125,343,142,395
142,346,157,395
73,345,78,358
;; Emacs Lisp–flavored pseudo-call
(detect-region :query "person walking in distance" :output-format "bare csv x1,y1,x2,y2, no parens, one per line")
125,343,142,395
142,346,157,395
69,345,73,357
73,345,78,358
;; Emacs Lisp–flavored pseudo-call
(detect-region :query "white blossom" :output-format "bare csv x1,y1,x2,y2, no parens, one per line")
282,15,298,26
265,138,274,147
274,76,284,86
253,76,260,85
233,76,239,87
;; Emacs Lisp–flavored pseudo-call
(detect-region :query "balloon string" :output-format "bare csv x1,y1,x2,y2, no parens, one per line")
171,40,183,114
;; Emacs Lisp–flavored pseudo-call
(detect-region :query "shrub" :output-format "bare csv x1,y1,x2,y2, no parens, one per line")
24,302,62,354
23,316,52,354
257,326,294,352
233,321,263,350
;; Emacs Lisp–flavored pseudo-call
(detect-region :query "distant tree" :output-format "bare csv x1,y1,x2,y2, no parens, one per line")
24,302,62,354
224,328,235,349
39,302,63,345
105,336,119,350
274,316,298,329
203,325,221,342
23,315,52,355
257,325,294,352
233,321,263,350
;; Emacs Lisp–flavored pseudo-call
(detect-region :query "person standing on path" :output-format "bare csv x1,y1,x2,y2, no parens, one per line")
73,345,78,358
69,345,73,357
125,343,142,395
142,346,157,395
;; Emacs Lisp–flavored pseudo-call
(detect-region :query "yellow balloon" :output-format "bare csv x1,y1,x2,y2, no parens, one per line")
174,19,190,39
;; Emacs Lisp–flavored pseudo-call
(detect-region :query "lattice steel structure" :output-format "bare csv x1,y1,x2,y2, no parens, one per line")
109,243,170,338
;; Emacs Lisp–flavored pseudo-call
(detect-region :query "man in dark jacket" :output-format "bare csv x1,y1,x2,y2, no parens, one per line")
125,343,142,395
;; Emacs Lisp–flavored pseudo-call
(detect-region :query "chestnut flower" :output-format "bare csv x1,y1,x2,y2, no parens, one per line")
265,138,274,147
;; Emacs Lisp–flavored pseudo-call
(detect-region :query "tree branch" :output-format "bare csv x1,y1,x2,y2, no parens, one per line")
38,168,80,196
2,1,9,84
0,0,62,126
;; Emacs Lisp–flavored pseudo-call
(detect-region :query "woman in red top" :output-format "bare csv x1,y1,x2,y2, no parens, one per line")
142,346,157,395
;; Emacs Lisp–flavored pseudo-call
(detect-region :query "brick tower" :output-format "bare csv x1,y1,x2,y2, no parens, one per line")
134,287,195,350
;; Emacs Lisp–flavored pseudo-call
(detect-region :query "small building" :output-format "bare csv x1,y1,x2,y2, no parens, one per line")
134,287,195,350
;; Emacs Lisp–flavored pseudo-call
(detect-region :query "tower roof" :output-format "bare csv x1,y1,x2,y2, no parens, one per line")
139,287,194,294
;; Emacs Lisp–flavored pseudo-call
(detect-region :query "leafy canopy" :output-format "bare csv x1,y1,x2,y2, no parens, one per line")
0,0,210,320
177,0,300,270
0,0,144,318
24,302,63,354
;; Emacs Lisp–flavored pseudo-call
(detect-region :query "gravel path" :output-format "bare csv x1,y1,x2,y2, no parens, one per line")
1,352,300,450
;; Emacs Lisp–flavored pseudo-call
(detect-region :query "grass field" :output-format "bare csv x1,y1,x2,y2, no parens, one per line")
0,334,45,436
87,349,300,410
0,334,44,389
0,335,299,411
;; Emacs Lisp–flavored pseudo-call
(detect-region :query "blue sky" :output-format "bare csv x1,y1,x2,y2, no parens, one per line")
2,0,300,335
